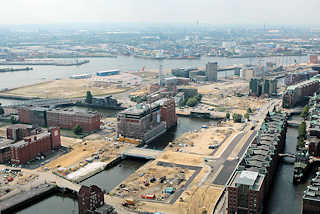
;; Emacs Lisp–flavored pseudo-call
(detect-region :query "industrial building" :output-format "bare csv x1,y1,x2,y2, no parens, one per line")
78,185,104,214
117,98,177,144
282,79,320,108
96,69,120,77
227,111,288,214
249,78,277,97
18,107,101,132
0,125,61,165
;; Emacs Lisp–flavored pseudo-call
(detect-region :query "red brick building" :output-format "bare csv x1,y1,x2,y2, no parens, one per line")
310,55,319,64
46,109,100,132
0,139,14,163
6,124,33,141
10,127,61,165
17,107,101,132
78,185,104,214
160,98,177,129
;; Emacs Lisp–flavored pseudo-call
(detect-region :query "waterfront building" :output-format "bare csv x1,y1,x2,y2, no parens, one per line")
282,79,320,108
303,171,320,214
117,98,177,143
10,127,61,165
78,185,104,214
18,107,101,132
227,111,288,214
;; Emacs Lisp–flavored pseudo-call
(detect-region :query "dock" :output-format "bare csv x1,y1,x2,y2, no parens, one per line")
121,148,163,160
0,184,57,213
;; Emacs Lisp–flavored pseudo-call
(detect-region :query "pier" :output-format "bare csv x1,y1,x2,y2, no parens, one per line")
121,148,163,160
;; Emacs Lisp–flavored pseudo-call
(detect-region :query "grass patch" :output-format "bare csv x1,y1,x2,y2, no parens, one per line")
60,129,90,139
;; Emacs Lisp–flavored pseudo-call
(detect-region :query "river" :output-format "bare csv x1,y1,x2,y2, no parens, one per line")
0,55,308,90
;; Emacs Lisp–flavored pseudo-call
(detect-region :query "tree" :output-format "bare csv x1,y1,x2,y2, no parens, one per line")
85,91,93,104
296,121,307,149
226,112,230,120
186,97,198,107
232,113,243,123
0,103,4,115
244,112,249,121
10,116,17,124
72,125,82,135
300,105,310,120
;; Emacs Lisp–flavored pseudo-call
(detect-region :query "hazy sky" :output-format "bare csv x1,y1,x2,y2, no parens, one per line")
1,0,319,25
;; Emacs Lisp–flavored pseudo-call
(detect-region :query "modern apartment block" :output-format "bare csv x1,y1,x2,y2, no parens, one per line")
206,62,218,81
117,98,177,143
282,79,320,108
18,107,100,132
227,111,288,214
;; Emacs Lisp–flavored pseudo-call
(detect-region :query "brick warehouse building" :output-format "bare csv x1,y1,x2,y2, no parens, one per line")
117,98,177,143
78,185,104,214
6,124,33,141
10,127,61,165
18,107,100,132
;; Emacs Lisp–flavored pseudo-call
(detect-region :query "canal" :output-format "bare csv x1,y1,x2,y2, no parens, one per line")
265,116,312,214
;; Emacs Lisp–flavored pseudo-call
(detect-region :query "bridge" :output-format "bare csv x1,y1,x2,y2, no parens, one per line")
288,120,301,127
4,98,81,108
279,153,296,158
121,148,163,160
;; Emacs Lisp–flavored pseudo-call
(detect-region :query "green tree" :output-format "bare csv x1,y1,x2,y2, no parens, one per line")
296,121,307,149
186,97,198,107
232,113,243,123
72,125,83,135
226,112,230,120
10,116,17,124
244,112,249,121
0,103,4,115
300,105,310,119
85,91,93,104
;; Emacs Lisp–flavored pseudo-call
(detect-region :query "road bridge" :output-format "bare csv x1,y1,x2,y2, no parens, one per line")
121,148,163,160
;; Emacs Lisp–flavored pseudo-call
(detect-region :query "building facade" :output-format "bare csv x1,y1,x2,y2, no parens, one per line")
283,79,320,108
10,127,61,165
78,185,104,214
206,62,218,81
117,98,176,143
227,111,288,214
18,107,101,132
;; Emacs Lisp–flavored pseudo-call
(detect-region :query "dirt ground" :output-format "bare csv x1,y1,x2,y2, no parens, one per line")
167,122,241,156
189,79,267,115
43,137,130,170
2,79,129,98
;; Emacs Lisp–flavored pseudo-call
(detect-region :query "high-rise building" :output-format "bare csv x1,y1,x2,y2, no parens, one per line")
206,62,218,81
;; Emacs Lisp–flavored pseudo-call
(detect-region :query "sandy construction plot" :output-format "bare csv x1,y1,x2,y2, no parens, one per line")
3,79,129,98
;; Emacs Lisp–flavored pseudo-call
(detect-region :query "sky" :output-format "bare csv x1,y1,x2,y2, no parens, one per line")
1,0,319,26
